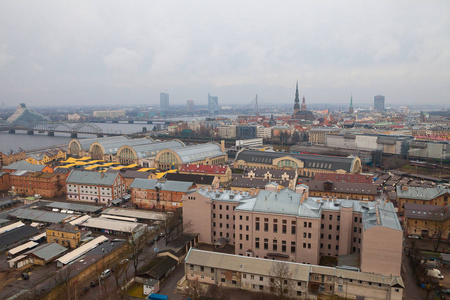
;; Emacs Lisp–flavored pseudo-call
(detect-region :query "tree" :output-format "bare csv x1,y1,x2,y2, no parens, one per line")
186,277,202,300
126,226,149,275
50,265,81,300
269,262,293,299
160,209,183,245
432,207,450,252
111,257,130,300
205,284,227,300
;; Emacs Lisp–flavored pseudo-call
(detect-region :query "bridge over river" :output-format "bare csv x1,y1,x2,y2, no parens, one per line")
0,121,118,138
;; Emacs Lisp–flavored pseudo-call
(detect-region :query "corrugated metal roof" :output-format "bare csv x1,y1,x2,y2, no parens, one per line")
171,143,225,163
130,140,185,158
102,207,167,221
45,201,102,213
0,221,25,235
81,217,145,233
56,235,108,265
396,185,449,200
8,241,38,256
3,161,46,172
26,243,67,262
8,208,78,223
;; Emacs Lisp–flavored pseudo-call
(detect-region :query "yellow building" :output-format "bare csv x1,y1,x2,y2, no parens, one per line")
26,149,66,165
234,149,361,177
404,203,450,239
397,185,450,211
46,223,81,248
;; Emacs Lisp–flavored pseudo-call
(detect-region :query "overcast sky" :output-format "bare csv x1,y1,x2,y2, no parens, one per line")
0,1,449,108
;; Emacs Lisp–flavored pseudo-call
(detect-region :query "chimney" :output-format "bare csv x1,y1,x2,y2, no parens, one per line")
220,140,225,152
101,172,104,178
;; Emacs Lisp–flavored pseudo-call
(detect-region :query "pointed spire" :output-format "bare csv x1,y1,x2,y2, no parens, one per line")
349,94,354,114
295,81,299,103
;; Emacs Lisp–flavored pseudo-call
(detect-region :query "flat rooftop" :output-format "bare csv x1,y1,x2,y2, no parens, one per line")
102,208,168,222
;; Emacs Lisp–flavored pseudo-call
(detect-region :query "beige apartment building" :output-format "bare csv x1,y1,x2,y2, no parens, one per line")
182,185,402,277
184,249,404,300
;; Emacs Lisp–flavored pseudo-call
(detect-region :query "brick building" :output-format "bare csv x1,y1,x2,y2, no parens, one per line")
46,223,81,248
182,185,402,277
9,171,68,198
178,164,232,186
130,178,195,210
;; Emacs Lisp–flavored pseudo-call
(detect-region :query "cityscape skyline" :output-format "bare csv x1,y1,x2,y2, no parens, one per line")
0,1,449,107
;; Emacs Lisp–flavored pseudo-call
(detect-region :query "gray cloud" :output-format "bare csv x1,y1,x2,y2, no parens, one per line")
0,0,449,107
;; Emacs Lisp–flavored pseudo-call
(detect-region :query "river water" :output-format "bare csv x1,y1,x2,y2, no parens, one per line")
0,122,156,153
0,115,241,153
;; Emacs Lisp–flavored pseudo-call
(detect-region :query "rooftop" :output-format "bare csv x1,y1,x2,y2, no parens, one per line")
66,170,120,186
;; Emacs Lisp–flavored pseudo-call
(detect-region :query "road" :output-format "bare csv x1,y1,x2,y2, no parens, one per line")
402,247,427,300
158,264,186,300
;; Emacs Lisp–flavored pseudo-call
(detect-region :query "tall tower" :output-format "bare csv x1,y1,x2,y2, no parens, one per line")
160,93,169,111
255,94,259,117
301,96,307,111
374,95,385,112
293,81,300,115
349,95,354,114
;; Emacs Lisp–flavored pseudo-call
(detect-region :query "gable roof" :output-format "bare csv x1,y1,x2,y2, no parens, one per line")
26,243,67,261
66,170,120,186
307,181,378,196
130,178,195,192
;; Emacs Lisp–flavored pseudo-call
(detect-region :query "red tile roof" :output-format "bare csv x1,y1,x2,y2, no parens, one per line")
179,164,228,175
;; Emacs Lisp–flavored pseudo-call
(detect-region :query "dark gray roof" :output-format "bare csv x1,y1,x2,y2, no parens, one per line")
130,178,158,189
66,170,120,186
0,226,39,249
138,256,178,280
231,176,290,189
235,150,356,172
45,202,102,213
307,181,378,196
26,243,67,261
404,203,449,220
130,178,194,192
8,208,77,223
164,173,215,185
47,223,81,234
106,169,151,179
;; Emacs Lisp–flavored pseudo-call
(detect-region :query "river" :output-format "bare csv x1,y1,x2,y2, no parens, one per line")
0,122,156,153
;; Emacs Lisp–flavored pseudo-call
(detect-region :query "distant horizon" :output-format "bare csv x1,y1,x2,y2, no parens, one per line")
1,2,449,107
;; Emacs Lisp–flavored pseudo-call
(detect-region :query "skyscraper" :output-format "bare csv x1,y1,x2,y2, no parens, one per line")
374,95,385,112
160,93,169,111
187,100,194,113
208,93,219,115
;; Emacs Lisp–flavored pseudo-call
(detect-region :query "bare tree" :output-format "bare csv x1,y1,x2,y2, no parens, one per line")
432,207,450,252
126,226,149,275
160,209,183,245
50,265,81,300
205,284,227,300
269,262,293,300
111,256,130,300
186,277,202,300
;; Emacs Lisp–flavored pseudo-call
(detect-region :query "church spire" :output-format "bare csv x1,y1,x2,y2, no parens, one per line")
293,81,300,114
349,94,354,114
301,96,307,111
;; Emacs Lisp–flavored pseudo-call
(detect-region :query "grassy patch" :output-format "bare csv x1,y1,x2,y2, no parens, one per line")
127,282,144,298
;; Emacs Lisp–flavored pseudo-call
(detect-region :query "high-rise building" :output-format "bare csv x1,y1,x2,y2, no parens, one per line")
374,95,385,112
186,100,194,113
208,93,219,115
160,93,169,111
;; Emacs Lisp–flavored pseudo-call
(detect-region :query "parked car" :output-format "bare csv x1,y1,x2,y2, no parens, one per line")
100,269,111,280
427,268,444,280
408,235,420,239
21,273,29,280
